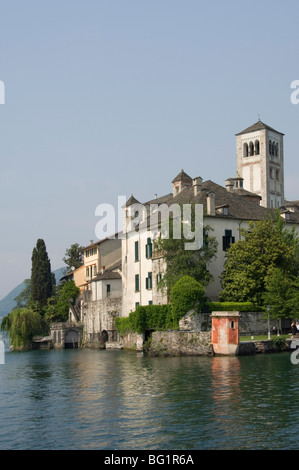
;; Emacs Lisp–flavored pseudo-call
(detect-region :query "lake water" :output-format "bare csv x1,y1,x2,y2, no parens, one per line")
0,348,299,450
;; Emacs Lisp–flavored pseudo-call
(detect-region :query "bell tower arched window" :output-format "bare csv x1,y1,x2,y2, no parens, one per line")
249,141,254,156
243,142,248,157
254,139,260,155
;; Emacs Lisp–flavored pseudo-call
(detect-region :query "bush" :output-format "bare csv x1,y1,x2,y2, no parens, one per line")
272,335,286,351
115,304,173,335
171,276,205,326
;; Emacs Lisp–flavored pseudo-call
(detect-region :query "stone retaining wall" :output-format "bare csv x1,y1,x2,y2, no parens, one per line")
238,339,291,355
147,331,213,357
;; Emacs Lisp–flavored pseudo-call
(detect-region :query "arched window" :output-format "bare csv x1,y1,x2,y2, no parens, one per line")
275,143,279,157
249,141,254,156
269,140,272,155
243,142,248,157
272,142,276,156
254,139,260,155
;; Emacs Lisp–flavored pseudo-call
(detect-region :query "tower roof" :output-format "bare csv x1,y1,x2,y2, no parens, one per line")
172,169,193,184
124,194,141,207
236,120,284,136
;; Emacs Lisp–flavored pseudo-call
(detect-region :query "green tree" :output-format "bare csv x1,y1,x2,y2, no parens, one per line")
170,275,205,326
154,205,217,298
263,268,292,324
30,239,53,309
44,280,80,323
0,308,45,349
220,219,296,304
62,243,84,272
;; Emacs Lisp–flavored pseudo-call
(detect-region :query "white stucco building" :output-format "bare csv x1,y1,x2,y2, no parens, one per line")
120,120,299,316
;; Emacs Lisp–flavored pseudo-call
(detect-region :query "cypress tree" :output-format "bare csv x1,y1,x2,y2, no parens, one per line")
30,239,53,308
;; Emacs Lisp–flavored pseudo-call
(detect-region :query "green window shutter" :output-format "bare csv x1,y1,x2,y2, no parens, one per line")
135,274,139,292
145,238,152,258
135,241,139,261
148,272,152,289
146,277,149,289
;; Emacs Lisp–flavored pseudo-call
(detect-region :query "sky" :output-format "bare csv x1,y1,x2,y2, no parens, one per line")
1,0,299,300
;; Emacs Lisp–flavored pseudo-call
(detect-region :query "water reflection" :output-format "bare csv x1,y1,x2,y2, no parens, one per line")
1,350,299,449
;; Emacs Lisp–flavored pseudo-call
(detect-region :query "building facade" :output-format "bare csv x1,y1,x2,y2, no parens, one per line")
236,119,285,209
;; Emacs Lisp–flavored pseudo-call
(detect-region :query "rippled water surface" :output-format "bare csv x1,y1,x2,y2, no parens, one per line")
0,349,299,450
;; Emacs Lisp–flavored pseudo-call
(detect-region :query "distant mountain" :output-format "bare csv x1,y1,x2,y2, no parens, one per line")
0,268,66,318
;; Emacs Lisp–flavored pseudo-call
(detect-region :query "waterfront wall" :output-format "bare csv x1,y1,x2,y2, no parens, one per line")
147,331,213,357
121,332,144,351
146,331,292,357
179,310,279,336
81,294,122,347
238,339,292,355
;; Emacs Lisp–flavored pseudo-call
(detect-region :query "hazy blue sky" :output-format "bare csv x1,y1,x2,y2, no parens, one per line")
1,0,299,299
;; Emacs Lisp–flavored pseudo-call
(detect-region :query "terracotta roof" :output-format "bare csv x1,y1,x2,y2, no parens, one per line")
236,120,284,136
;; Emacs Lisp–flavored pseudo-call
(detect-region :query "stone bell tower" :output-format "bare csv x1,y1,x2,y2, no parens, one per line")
236,119,285,208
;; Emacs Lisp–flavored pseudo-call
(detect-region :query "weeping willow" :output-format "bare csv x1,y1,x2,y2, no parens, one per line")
0,308,44,349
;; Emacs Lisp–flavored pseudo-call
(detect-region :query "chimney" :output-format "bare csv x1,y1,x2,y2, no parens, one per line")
193,176,203,196
225,178,234,192
101,266,105,274
206,192,216,216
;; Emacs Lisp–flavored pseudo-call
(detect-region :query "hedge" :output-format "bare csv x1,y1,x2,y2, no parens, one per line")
115,301,263,336
205,301,262,312
115,304,174,335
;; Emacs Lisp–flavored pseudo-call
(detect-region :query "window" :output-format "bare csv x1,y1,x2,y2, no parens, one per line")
254,139,260,155
135,302,140,309
145,238,153,259
231,321,235,329
222,230,235,251
146,272,152,289
135,241,139,262
249,141,254,156
156,273,162,284
243,143,248,157
148,301,153,305
135,274,140,292
107,284,111,297
276,170,279,180
86,267,90,277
